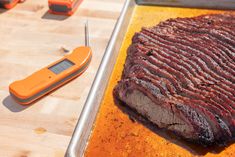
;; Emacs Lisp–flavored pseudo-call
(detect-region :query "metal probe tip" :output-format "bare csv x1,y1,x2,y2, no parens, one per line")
85,20,90,47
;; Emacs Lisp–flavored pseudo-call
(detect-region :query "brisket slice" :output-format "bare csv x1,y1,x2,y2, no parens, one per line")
114,14,235,146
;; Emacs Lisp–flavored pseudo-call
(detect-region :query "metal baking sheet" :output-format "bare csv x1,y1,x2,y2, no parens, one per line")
66,1,135,156
66,1,235,157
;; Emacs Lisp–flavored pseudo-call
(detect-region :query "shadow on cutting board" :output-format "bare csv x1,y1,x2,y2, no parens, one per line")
114,97,231,156
0,8,8,14
2,96,30,112
41,11,69,21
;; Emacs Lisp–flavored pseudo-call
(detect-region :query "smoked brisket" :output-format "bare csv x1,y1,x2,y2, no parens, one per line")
114,14,235,146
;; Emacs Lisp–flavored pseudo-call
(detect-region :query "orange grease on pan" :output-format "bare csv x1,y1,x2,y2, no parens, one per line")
85,6,235,157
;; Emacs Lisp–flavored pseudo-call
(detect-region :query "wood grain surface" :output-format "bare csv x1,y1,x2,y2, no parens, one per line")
0,0,124,156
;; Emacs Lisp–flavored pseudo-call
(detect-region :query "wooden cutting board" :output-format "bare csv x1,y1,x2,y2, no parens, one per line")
0,0,124,156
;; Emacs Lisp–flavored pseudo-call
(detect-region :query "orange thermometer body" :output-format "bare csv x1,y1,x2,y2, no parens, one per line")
48,0,83,16
0,0,24,9
9,46,92,105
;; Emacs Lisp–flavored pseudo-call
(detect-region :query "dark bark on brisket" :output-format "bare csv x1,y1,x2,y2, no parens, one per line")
133,30,235,97
114,13,235,146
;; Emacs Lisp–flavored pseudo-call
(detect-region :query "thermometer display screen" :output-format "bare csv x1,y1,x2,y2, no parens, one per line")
49,59,75,74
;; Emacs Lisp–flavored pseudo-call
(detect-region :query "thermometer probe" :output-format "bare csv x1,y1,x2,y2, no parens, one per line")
9,22,92,105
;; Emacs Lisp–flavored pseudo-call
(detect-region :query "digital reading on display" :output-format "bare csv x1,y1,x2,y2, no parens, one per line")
49,59,75,74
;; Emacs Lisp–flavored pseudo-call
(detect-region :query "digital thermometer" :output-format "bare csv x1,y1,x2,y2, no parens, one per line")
0,0,24,9
48,0,83,16
9,22,92,105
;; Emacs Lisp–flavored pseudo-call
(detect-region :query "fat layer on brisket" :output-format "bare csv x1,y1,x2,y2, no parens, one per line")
114,14,235,146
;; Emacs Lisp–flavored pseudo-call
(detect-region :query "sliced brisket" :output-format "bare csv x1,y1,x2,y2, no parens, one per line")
114,14,235,146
